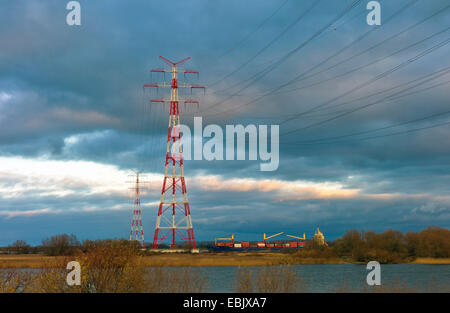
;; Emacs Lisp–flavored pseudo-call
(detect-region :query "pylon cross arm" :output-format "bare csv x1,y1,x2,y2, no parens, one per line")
159,56,191,67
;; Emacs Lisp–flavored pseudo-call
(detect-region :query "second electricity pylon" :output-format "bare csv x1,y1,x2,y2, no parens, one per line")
129,172,145,248
144,56,205,249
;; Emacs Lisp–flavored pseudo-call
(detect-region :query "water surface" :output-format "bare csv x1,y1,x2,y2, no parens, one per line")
199,264,450,292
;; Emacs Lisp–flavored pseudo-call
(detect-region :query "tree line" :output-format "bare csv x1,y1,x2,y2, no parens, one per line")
297,226,450,263
2,226,449,263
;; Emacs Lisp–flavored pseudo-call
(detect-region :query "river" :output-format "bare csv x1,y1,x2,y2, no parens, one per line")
199,264,450,292
2,263,448,292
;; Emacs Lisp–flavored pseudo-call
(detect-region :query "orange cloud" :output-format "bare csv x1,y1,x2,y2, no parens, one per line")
191,175,360,200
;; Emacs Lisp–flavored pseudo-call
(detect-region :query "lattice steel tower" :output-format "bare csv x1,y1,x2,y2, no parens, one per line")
144,56,205,249
129,172,145,248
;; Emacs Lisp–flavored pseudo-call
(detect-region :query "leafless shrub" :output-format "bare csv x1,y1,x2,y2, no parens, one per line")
0,269,34,293
235,266,304,293
29,257,78,293
41,234,80,256
235,267,253,293
335,278,450,293
146,267,206,293
77,242,145,293
9,240,32,254
18,241,206,293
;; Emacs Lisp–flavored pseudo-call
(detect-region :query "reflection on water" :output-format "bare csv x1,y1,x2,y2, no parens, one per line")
2,264,449,292
199,264,450,292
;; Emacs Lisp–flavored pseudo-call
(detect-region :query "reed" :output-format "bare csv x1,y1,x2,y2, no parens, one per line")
0,243,206,293
234,265,305,293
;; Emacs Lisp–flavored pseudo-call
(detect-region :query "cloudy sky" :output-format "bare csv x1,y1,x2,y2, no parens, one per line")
0,0,449,245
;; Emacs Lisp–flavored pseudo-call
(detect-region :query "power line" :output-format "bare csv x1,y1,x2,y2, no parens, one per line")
281,81,450,144
207,32,450,122
305,66,450,115
271,0,420,92
218,0,290,59
283,119,450,146
279,36,450,135
200,0,364,114
270,25,450,97
212,0,367,96
282,74,450,139
213,0,441,100
209,0,321,88
239,65,450,121
203,0,423,118
272,2,450,96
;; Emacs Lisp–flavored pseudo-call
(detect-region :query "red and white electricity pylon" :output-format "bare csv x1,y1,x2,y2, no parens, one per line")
144,56,205,249
129,172,145,248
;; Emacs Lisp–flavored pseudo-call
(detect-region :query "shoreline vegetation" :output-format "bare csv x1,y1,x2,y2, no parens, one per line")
1,226,448,268
0,254,449,269
0,240,449,293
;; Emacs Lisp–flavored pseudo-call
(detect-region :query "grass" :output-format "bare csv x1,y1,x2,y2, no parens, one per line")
0,255,68,269
235,265,305,293
0,244,207,293
412,257,450,264
1,248,449,293
0,252,344,268
1,253,449,268
141,252,293,267
234,265,306,293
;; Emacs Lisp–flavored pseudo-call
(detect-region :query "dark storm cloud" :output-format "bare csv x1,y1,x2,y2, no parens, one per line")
0,0,449,244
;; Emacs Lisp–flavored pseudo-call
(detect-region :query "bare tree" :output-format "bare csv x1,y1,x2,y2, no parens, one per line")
41,234,80,256
9,240,31,254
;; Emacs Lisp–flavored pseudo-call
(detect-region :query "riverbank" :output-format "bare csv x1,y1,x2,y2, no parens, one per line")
143,252,345,266
412,257,450,264
1,253,449,268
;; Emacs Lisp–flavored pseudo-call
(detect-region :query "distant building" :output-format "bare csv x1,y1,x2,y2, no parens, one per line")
313,227,327,246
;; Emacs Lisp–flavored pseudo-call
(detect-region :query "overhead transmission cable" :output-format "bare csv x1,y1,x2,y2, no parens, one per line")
240,65,450,121
218,0,290,59
279,36,450,136
206,24,449,119
209,0,321,88
211,0,368,96
271,2,450,96
203,0,421,117
281,75,450,144
303,66,450,115
200,0,364,114
284,119,450,146
270,25,450,98
291,74,450,134
268,0,420,92
284,106,450,145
